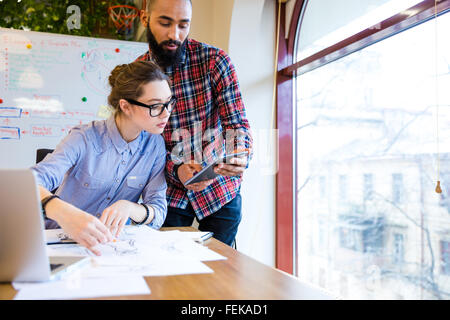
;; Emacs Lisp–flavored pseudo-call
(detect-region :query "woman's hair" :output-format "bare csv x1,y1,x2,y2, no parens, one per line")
108,60,170,114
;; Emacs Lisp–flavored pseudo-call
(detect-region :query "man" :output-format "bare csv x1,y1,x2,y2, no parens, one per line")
137,0,252,247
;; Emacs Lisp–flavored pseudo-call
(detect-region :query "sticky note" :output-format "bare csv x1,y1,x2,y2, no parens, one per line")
97,105,112,119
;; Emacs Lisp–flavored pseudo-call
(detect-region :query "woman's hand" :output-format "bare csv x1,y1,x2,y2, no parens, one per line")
177,163,215,192
100,200,134,238
47,199,113,256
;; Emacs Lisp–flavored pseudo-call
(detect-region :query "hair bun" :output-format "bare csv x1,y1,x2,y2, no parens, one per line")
108,64,127,88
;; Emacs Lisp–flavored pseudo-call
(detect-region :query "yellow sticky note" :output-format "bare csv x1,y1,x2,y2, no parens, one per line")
97,105,112,119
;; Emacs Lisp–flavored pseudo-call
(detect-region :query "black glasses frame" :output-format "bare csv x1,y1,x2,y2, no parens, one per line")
125,97,176,117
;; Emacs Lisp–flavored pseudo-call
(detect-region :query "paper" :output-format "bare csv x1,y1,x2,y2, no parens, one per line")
81,256,213,278
13,276,150,300
44,226,224,277
45,229,66,243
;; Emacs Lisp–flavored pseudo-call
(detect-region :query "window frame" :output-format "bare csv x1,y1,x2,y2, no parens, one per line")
275,0,450,275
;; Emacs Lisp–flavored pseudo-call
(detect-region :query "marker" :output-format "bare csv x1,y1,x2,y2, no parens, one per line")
82,97,87,102
115,48,120,53
0,99,3,104
26,44,32,49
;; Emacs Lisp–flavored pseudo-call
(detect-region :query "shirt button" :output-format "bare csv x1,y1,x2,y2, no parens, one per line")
116,179,120,183
107,197,111,200
139,184,143,187
121,161,126,165
84,183,89,187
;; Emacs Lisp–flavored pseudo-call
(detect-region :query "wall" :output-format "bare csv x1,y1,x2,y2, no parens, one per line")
190,0,234,53
228,0,277,268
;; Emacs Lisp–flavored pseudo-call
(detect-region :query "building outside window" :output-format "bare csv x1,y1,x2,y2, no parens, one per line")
393,233,404,264
295,1,450,300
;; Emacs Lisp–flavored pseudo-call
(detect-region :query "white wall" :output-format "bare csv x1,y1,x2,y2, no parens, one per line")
228,0,276,267
190,0,234,53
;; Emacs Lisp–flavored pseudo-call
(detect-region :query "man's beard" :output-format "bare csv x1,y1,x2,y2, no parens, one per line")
146,24,187,68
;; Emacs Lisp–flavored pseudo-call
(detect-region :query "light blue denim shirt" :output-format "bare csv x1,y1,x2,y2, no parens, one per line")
31,116,167,229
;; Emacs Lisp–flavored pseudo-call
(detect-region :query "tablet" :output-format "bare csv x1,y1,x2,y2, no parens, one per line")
184,151,249,186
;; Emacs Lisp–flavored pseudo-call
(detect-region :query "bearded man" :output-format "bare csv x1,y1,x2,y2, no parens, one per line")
136,0,253,247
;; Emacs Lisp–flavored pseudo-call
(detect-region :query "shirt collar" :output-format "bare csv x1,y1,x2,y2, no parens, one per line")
106,115,142,155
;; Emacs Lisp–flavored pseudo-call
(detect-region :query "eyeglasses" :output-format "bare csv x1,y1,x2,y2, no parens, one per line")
125,97,176,117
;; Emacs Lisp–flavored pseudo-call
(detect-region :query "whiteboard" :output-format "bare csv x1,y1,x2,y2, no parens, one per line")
0,28,148,169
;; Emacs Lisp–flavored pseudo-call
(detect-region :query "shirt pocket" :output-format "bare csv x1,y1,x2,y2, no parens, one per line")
74,169,106,189
126,175,148,190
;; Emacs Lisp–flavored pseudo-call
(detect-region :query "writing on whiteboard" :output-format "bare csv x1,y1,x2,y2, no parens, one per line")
0,126,20,139
30,124,62,138
0,107,22,118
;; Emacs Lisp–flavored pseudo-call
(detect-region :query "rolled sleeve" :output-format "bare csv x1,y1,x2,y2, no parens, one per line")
142,138,168,229
31,128,85,192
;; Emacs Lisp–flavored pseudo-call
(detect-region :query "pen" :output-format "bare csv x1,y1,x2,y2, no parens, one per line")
47,241,77,245
193,232,213,244
201,232,213,241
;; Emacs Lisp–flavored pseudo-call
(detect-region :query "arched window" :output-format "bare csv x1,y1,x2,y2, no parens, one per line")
277,0,450,300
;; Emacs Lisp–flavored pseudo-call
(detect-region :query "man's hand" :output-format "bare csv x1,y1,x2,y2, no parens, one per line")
178,163,215,192
100,200,134,238
214,156,247,177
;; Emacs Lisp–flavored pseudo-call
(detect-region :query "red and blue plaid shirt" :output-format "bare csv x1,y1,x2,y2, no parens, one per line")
136,39,252,220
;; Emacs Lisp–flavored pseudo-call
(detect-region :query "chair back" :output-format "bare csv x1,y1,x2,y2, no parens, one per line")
36,148,54,164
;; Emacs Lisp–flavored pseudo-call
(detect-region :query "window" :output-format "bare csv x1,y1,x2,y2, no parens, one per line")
392,173,403,204
393,233,404,264
339,174,348,201
442,241,450,275
319,175,326,198
439,172,450,213
294,4,450,300
363,173,374,201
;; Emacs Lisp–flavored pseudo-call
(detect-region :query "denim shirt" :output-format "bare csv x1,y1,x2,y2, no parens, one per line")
31,116,167,229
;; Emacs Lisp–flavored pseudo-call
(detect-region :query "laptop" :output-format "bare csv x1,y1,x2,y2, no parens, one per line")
0,169,89,282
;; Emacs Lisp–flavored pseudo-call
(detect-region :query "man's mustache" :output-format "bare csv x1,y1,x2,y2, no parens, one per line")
160,40,182,48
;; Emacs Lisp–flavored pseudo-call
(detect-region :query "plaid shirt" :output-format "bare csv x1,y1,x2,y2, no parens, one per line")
136,39,252,220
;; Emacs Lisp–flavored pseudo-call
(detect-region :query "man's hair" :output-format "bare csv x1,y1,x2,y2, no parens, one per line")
146,0,192,11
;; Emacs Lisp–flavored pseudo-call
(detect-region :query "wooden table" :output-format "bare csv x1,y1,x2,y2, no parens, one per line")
0,227,335,300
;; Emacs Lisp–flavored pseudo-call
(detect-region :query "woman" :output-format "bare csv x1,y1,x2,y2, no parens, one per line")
32,61,175,256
